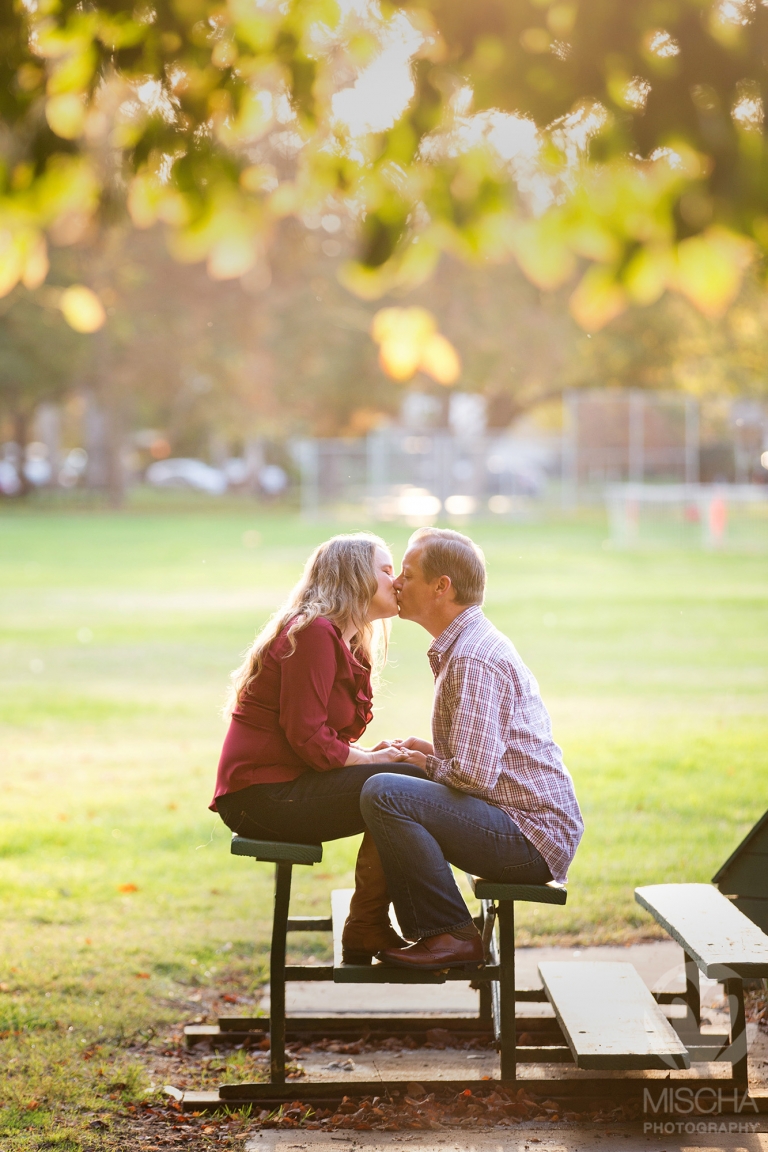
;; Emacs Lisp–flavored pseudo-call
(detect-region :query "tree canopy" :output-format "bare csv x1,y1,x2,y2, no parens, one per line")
3,0,768,336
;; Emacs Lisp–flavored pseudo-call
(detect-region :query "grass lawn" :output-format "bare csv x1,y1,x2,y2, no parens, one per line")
1,501,767,1149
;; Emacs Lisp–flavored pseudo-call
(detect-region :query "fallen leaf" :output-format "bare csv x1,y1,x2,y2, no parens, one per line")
118,883,139,893
134,972,150,979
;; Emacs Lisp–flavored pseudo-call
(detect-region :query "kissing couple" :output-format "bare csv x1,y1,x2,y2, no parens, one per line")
210,528,583,971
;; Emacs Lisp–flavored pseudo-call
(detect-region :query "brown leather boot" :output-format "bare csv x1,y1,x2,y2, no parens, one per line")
341,831,406,964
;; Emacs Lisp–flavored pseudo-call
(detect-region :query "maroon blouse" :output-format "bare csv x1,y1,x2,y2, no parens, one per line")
210,616,373,810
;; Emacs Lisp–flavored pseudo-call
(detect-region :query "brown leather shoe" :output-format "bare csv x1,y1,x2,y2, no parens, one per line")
376,932,485,971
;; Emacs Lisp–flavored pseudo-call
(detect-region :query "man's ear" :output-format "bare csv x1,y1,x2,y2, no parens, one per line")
434,575,454,600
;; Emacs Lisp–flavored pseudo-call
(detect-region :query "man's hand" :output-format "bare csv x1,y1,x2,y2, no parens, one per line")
366,736,433,767
399,736,434,756
370,739,398,752
368,745,409,763
345,742,408,765
397,746,429,770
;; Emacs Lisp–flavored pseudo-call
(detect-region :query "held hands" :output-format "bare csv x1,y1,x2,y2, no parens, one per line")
399,736,434,757
369,736,433,769
345,736,434,767
369,745,408,763
346,741,412,765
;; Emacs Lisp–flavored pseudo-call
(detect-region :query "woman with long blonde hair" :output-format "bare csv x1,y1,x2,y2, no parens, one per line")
211,532,422,963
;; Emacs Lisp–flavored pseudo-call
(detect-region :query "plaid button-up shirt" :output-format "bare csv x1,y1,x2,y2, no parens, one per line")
424,605,583,883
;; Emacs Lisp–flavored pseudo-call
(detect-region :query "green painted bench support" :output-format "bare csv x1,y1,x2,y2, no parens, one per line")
230,835,323,1085
468,876,568,1082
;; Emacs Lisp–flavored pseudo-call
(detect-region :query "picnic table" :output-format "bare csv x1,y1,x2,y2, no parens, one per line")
177,829,768,1113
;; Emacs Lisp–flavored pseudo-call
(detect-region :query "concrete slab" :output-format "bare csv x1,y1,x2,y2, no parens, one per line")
247,1123,768,1152
292,1047,499,1083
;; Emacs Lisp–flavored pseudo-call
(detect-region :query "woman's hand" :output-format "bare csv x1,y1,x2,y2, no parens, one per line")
344,742,409,766
394,746,429,770
345,735,433,766
368,745,410,763
369,737,432,769
392,736,434,757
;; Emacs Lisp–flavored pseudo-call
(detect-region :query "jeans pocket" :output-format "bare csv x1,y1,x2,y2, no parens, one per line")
219,799,276,840
499,853,552,884
236,811,282,839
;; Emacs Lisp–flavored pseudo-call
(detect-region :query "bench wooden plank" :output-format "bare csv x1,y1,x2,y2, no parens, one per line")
539,961,690,1071
231,836,322,865
635,883,768,978
468,875,567,903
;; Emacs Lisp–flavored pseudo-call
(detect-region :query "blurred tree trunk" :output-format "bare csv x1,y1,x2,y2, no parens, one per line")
96,328,125,510
12,409,31,497
84,228,126,508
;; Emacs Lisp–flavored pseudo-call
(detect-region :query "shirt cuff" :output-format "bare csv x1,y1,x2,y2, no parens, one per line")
425,754,450,781
295,735,350,771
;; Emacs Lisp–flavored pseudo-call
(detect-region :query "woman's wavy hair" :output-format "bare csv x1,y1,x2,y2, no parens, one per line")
225,532,390,715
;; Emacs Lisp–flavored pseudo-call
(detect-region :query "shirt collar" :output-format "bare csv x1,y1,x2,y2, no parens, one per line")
318,616,371,672
427,604,484,661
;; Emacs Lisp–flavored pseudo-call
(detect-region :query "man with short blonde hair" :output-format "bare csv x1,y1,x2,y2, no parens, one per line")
408,527,486,607
361,527,584,971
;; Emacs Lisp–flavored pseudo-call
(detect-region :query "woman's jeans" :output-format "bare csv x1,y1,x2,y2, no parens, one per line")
215,762,426,844
360,774,552,941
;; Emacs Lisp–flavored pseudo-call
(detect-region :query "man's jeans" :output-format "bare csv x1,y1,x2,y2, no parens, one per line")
360,774,552,940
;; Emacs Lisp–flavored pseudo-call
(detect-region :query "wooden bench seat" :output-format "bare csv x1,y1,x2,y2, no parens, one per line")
230,835,322,865
635,881,768,1085
635,883,768,979
468,876,568,903
539,961,690,1071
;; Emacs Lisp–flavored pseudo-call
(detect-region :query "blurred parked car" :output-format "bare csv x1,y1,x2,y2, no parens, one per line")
0,459,21,495
145,458,227,495
258,463,288,496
